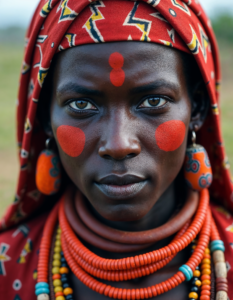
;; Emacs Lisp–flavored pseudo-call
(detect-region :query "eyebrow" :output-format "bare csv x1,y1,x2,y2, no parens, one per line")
56,82,104,97
130,80,180,95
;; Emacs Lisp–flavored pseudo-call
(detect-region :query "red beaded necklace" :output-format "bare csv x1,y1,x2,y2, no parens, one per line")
36,188,228,300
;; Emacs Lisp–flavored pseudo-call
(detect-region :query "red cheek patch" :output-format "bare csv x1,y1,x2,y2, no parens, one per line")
109,52,125,87
57,125,85,157
155,120,186,152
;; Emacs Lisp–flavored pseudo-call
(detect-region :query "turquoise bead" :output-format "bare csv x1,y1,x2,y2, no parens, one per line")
35,287,50,296
210,240,225,252
35,282,49,289
179,264,193,281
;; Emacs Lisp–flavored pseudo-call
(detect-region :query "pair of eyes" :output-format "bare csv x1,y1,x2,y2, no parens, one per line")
69,97,167,111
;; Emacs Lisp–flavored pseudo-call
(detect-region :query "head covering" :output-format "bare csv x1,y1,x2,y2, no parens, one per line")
1,0,232,230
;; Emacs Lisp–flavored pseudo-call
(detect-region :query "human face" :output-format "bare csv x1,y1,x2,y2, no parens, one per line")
50,42,191,222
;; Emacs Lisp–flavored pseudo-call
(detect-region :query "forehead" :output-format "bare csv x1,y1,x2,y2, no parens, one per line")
53,42,184,83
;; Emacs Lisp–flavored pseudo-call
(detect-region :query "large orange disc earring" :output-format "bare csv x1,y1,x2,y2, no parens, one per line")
184,131,212,191
36,138,61,195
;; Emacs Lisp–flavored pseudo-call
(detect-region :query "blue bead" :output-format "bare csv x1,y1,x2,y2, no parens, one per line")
60,251,64,256
191,286,199,292
35,282,49,290
179,264,193,281
61,263,68,267
210,240,225,252
66,295,74,300
35,287,50,296
61,257,66,263
63,283,69,288
61,274,68,278
61,277,68,283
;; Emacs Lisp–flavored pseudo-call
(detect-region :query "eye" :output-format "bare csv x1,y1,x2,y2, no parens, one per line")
69,100,97,111
139,97,167,108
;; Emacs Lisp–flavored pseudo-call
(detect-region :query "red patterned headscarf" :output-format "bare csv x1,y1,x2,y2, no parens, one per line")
1,0,232,229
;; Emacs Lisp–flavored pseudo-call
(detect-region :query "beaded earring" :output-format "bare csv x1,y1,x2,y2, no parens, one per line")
184,131,212,191
36,138,61,195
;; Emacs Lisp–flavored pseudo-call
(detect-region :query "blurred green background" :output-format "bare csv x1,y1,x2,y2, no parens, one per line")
0,15,233,217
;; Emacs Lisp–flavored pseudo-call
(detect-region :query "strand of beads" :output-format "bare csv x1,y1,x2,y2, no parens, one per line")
52,227,64,300
188,240,202,300
211,217,228,300
200,247,211,300
52,227,74,300
36,202,59,300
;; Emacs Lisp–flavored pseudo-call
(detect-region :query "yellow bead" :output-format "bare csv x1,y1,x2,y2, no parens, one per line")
202,269,211,275
63,288,73,296
55,240,61,247
202,279,211,285
189,292,198,299
53,279,62,287
54,246,61,253
204,248,210,254
55,297,65,300
53,253,61,260
60,267,69,274
52,267,60,274
202,258,211,265
54,286,63,293
195,280,202,287
193,270,201,277
53,260,61,267
57,228,61,234
56,234,61,240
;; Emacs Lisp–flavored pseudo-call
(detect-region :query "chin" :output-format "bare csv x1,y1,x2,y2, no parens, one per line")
91,201,152,222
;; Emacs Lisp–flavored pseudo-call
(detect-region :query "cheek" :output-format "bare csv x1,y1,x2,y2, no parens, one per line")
109,52,125,87
57,125,85,157
155,120,186,152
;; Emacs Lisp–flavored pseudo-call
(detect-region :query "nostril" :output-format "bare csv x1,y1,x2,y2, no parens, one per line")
126,153,136,159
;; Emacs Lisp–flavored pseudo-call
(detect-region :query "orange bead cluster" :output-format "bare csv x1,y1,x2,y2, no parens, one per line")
36,188,228,300
200,247,212,300
58,190,211,299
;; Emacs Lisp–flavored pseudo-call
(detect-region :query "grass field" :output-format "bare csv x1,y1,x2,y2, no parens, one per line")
0,40,233,218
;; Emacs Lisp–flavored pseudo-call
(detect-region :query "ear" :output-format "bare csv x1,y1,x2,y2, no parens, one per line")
189,81,210,132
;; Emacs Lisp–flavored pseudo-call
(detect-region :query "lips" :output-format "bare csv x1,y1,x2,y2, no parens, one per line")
95,174,147,199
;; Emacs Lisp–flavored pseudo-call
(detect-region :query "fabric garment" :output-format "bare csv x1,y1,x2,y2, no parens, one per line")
0,0,233,299
1,0,232,231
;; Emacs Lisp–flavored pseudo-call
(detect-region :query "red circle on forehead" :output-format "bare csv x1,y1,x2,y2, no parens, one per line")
109,52,124,69
155,120,186,152
57,125,85,157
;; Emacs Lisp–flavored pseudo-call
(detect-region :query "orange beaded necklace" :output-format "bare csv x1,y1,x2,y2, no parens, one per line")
36,188,228,300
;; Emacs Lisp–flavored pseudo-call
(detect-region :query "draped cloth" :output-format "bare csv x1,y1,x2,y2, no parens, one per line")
0,0,233,299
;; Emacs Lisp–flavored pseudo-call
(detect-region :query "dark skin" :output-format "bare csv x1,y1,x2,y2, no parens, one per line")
41,42,209,299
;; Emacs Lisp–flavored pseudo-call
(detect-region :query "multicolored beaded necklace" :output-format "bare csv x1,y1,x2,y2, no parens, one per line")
35,188,228,300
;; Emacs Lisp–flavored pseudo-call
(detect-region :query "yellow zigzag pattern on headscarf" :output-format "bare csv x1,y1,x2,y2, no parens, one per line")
59,0,78,22
40,0,53,18
83,1,105,43
187,24,209,63
124,2,152,42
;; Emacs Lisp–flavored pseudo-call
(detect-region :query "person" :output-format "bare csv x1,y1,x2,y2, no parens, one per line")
0,0,232,299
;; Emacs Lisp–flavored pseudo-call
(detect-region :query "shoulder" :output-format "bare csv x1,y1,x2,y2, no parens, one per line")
0,211,49,300
211,204,233,300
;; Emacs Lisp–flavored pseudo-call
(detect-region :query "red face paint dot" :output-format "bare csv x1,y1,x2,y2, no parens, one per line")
155,120,186,152
109,52,125,87
109,52,124,69
57,125,85,157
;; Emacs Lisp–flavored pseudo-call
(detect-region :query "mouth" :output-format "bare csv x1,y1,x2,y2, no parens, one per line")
95,174,147,199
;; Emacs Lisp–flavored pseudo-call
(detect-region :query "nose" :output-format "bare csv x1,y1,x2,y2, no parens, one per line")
98,111,141,160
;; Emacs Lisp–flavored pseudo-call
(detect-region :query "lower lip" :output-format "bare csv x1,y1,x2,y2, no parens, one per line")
95,181,147,199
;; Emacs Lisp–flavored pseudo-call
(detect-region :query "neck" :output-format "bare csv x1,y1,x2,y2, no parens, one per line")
84,181,182,233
